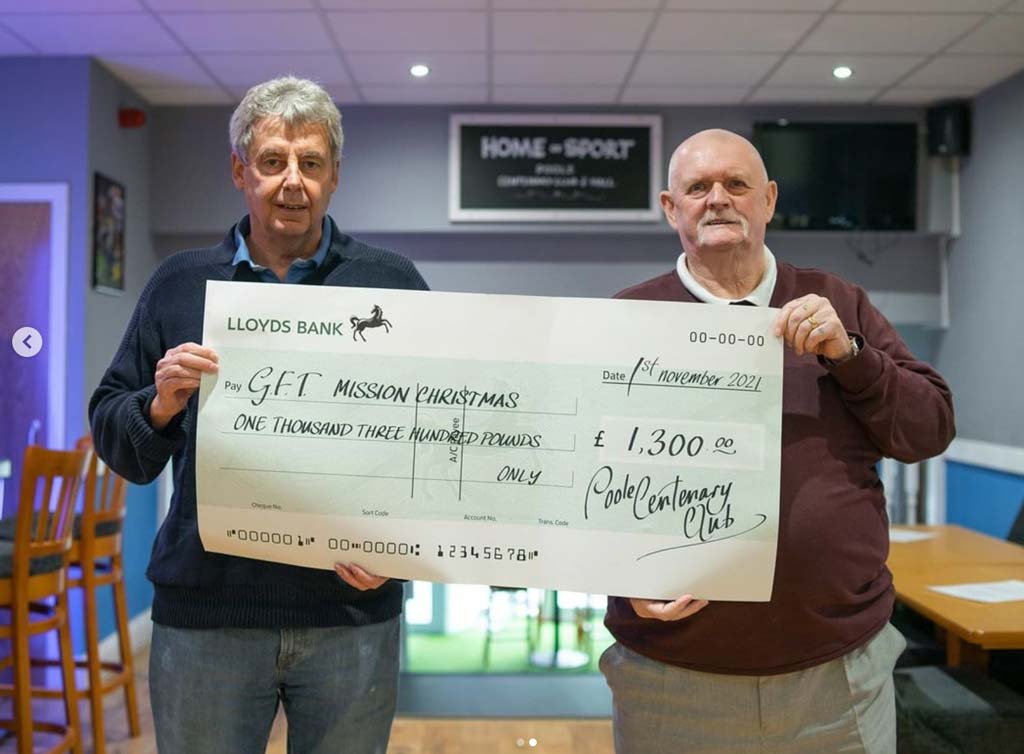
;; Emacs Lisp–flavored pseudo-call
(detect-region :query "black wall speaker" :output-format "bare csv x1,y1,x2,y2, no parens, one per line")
927,101,971,157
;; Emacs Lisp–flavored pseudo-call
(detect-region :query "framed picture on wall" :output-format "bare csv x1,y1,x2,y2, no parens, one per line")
92,172,125,294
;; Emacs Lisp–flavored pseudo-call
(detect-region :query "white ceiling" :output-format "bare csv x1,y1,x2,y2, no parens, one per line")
0,0,1022,106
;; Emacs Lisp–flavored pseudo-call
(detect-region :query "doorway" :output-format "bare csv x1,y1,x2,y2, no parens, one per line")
0,183,68,516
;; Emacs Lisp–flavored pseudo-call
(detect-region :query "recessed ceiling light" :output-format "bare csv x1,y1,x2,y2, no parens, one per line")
410,64,430,78
832,65,853,80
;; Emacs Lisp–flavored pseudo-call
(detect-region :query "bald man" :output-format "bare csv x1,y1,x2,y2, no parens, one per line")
598,130,955,754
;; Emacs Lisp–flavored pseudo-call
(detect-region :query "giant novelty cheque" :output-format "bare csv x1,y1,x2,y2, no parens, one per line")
197,281,782,600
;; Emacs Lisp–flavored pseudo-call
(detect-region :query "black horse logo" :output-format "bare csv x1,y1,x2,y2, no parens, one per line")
350,305,392,342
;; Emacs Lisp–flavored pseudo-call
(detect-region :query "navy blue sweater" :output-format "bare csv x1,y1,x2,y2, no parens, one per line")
89,218,428,629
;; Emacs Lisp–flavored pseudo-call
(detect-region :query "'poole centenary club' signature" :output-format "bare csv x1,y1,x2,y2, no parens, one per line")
584,466,766,553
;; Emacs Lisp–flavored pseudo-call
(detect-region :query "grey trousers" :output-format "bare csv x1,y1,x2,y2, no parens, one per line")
600,622,906,754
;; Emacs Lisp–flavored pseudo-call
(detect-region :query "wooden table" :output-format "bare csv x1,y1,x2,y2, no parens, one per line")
888,525,1024,668
889,524,1024,569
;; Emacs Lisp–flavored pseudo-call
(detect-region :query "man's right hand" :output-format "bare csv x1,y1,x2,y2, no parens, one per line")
149,343,219,430
629,595,709,622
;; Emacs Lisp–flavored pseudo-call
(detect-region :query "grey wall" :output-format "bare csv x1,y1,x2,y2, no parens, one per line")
935,69,1024,447
86,60,160,407
154,230,941,299
151,102,935,236
365,231,941,298
0,57,91,445
0,59,161,440
150,102,945,341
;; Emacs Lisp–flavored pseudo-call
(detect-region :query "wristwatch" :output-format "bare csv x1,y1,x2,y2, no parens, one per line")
823,334,862,366
846,334,861,361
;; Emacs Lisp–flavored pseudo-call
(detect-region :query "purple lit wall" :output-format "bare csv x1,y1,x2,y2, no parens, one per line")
0,58,161,648
0,57,91,450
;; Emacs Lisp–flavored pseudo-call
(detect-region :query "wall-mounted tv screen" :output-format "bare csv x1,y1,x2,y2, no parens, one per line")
752,122,918,231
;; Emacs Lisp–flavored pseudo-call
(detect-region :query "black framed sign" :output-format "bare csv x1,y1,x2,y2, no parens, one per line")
449,114,661,222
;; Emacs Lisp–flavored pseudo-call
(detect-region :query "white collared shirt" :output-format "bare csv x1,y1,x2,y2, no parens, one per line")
676,245,777,306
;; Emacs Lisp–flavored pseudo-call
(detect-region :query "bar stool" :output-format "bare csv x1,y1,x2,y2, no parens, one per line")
0,445,88,754
31,437,140,754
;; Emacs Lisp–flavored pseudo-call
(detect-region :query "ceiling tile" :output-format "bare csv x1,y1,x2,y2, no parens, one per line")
799,13,982,54
874,87,977,104
201,53,350,86
0,0,142,10
494,53,633,85
328,11,486,51
162,12,333,52
950,15,1024,54
494,11,653,52
620,85,750,103
100,54,216,87
748,85,880,102
136,85,234,105
668,0,831,8
150,0,314,9
0,13,181,54
902,54,1024,87
0,23,33,53
495,0,658,7
766,54,924,86
346,52,486,84
493,84,619,103
631,52,779,85
360,84,487,103
648,12,820,53
836,0,1005,11
323,0,485,7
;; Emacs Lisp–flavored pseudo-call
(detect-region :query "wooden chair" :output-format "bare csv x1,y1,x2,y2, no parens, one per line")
31,437,140,754
0,445,88,754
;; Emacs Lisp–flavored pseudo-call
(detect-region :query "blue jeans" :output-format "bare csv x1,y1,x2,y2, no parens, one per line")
149,617,400,754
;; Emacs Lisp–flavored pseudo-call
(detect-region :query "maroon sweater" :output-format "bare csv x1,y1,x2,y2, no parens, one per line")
604,262,955,675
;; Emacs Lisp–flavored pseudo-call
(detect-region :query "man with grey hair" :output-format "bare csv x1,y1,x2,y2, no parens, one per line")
600,129,954,753
90,76,427,753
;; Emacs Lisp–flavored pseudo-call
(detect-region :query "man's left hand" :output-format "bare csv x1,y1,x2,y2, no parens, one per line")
335,563,389,591
629,595,709,621
774,294,854,361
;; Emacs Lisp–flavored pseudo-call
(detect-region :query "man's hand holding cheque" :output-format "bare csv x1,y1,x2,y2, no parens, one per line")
150,343,219,430
775,293,858,363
